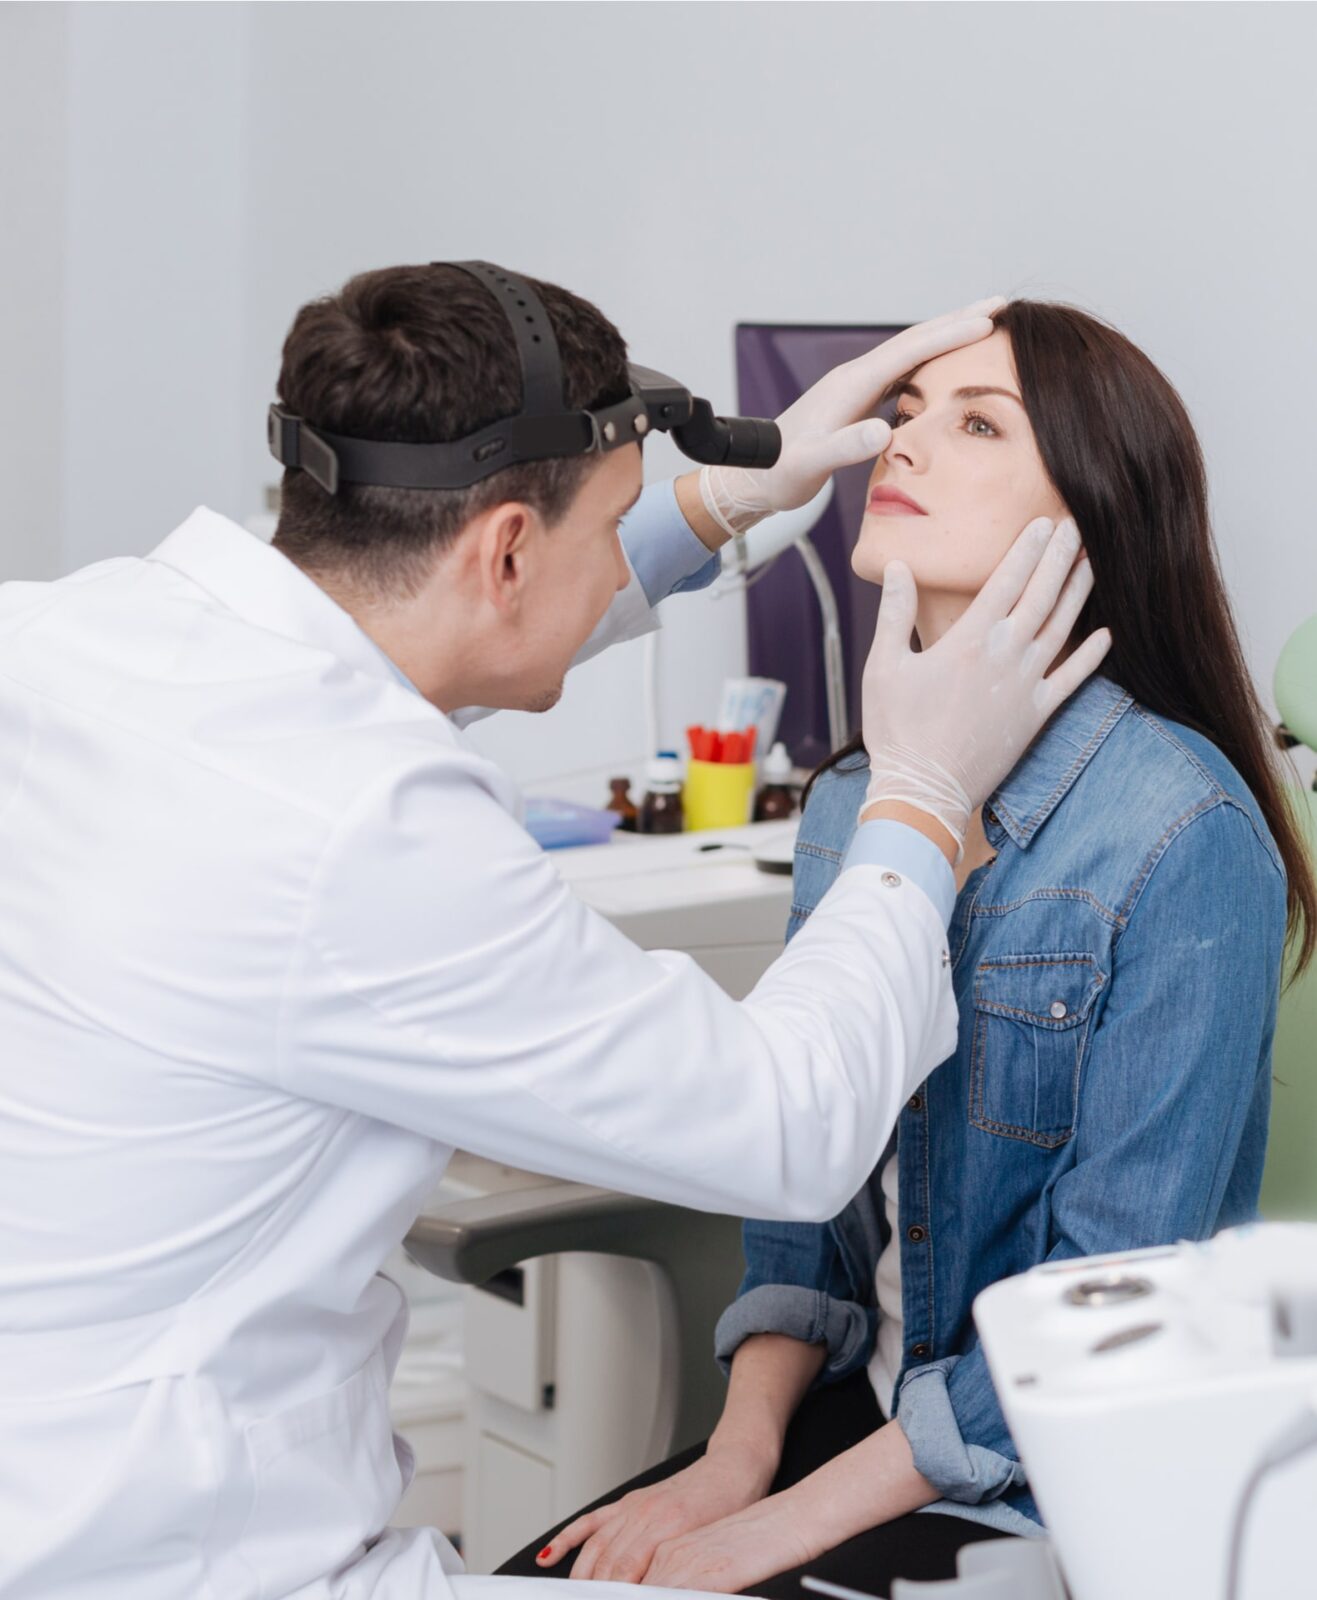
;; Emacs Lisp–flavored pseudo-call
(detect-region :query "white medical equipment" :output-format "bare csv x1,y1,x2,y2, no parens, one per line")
974,1223,1317,1600
804,1538,1067,1600
403,823,796,1571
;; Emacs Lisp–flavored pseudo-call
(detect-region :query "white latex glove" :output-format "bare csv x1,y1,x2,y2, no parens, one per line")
699,297,1006,538
861,517,1112,856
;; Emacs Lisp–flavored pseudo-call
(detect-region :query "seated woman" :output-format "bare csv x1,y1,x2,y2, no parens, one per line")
500,302,1316,1596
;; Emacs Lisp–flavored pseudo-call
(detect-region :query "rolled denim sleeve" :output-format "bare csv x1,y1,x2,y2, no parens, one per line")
897,1347,1025,1504
619,479,721,606
714,1217,877,1385
897,801,1286,1508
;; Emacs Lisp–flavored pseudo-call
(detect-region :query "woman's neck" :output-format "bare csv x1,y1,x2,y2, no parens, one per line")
913,591,971,650
955,806,996,892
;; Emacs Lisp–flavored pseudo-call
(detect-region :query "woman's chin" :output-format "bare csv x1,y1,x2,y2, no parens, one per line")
850,543,891,586
852,551,924,589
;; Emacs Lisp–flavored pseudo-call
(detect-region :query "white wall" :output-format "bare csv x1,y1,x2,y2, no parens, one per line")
236,0,1317,795
5,1,1316,793
61,2,250,573
0,6,67,581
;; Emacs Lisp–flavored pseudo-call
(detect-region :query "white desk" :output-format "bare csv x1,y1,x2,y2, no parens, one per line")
551,820,797,999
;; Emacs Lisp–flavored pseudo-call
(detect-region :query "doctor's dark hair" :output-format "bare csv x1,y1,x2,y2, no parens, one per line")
271,264,631,595
811,300,1315,974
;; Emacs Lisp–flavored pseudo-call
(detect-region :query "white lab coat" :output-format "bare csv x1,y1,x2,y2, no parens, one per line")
0,508,956,1600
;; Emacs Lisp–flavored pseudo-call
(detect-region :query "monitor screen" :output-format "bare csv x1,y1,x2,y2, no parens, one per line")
736,323,906,771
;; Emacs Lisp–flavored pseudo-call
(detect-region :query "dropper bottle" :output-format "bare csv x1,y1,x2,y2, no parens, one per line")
638,752,684,835
753,742,796,822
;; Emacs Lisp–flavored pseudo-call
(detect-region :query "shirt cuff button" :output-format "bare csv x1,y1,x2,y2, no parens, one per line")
880,871,902,888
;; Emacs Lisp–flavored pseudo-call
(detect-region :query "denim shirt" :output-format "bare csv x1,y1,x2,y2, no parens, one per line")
713,676,1287,1536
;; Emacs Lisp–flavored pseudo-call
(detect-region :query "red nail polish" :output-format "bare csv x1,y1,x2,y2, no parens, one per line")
538,1548,553,1562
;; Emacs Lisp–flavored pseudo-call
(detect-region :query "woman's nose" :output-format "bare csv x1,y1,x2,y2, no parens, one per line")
885,417,928,471
886,434,919,471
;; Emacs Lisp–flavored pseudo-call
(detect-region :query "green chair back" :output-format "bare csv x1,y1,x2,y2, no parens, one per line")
1262,619,1317,1219
1260,787,1317,1221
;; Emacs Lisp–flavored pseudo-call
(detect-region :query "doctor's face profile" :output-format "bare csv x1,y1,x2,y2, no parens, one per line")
491,444,641,713
851,329,1068,620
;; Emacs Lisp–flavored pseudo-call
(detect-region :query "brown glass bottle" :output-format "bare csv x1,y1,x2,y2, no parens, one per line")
605,777,639,833
637,753,684,835
753,783,795,823
752,742,797,822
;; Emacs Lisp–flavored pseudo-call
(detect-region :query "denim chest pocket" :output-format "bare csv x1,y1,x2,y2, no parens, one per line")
969,954,1106,1148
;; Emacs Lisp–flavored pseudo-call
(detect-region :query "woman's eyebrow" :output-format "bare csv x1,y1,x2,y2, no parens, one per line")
954,385,1024,406
894,381,1023,407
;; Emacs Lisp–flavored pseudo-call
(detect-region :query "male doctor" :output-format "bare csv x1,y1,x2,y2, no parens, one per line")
0,264,1106,1600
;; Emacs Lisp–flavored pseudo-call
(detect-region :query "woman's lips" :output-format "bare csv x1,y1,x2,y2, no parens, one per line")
867,485,928,516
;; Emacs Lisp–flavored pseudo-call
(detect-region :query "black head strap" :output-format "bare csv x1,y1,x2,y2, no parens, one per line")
268,261,780,493
451,260,564,415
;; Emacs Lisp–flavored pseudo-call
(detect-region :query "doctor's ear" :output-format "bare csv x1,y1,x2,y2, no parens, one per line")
472,502,541,612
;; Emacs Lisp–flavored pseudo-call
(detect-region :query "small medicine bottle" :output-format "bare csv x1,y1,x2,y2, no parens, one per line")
605,777,639,833
638,752,684,835
753,741,797,822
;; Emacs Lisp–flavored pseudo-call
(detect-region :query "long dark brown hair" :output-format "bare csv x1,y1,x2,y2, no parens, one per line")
811,300,1315,974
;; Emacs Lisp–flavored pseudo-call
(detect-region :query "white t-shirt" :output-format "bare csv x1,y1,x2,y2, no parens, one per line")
868,1149,904,1417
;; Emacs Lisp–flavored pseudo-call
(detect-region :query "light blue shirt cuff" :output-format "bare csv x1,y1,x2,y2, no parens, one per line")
842,820,956,927
620,479,722,607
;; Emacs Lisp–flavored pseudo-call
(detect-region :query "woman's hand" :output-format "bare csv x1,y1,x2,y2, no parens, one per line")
536,1443,775,1583
640,1417,938,1593
640,1494,816,1593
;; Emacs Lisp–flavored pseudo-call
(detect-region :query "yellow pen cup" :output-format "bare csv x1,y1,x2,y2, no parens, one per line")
683,759,756,832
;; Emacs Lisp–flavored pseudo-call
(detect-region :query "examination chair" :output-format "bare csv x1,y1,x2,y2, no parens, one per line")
403,1179,744,1458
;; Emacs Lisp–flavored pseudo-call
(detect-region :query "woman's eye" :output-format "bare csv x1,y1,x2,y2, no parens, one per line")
964,411,1000,438
892,410,914,429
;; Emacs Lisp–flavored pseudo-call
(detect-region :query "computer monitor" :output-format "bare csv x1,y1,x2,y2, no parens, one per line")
736,323,906,770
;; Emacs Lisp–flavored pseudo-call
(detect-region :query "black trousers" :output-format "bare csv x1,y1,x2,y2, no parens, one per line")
497,1372,1008,1598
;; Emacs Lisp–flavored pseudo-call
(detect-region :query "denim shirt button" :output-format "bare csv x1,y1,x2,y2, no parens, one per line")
911,1342,931,1360
907,1225,928,1244
1050,1000,1069,1019
908,1093,924,1113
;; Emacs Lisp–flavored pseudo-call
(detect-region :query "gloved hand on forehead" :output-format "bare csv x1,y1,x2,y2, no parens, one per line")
699,297,1006,538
